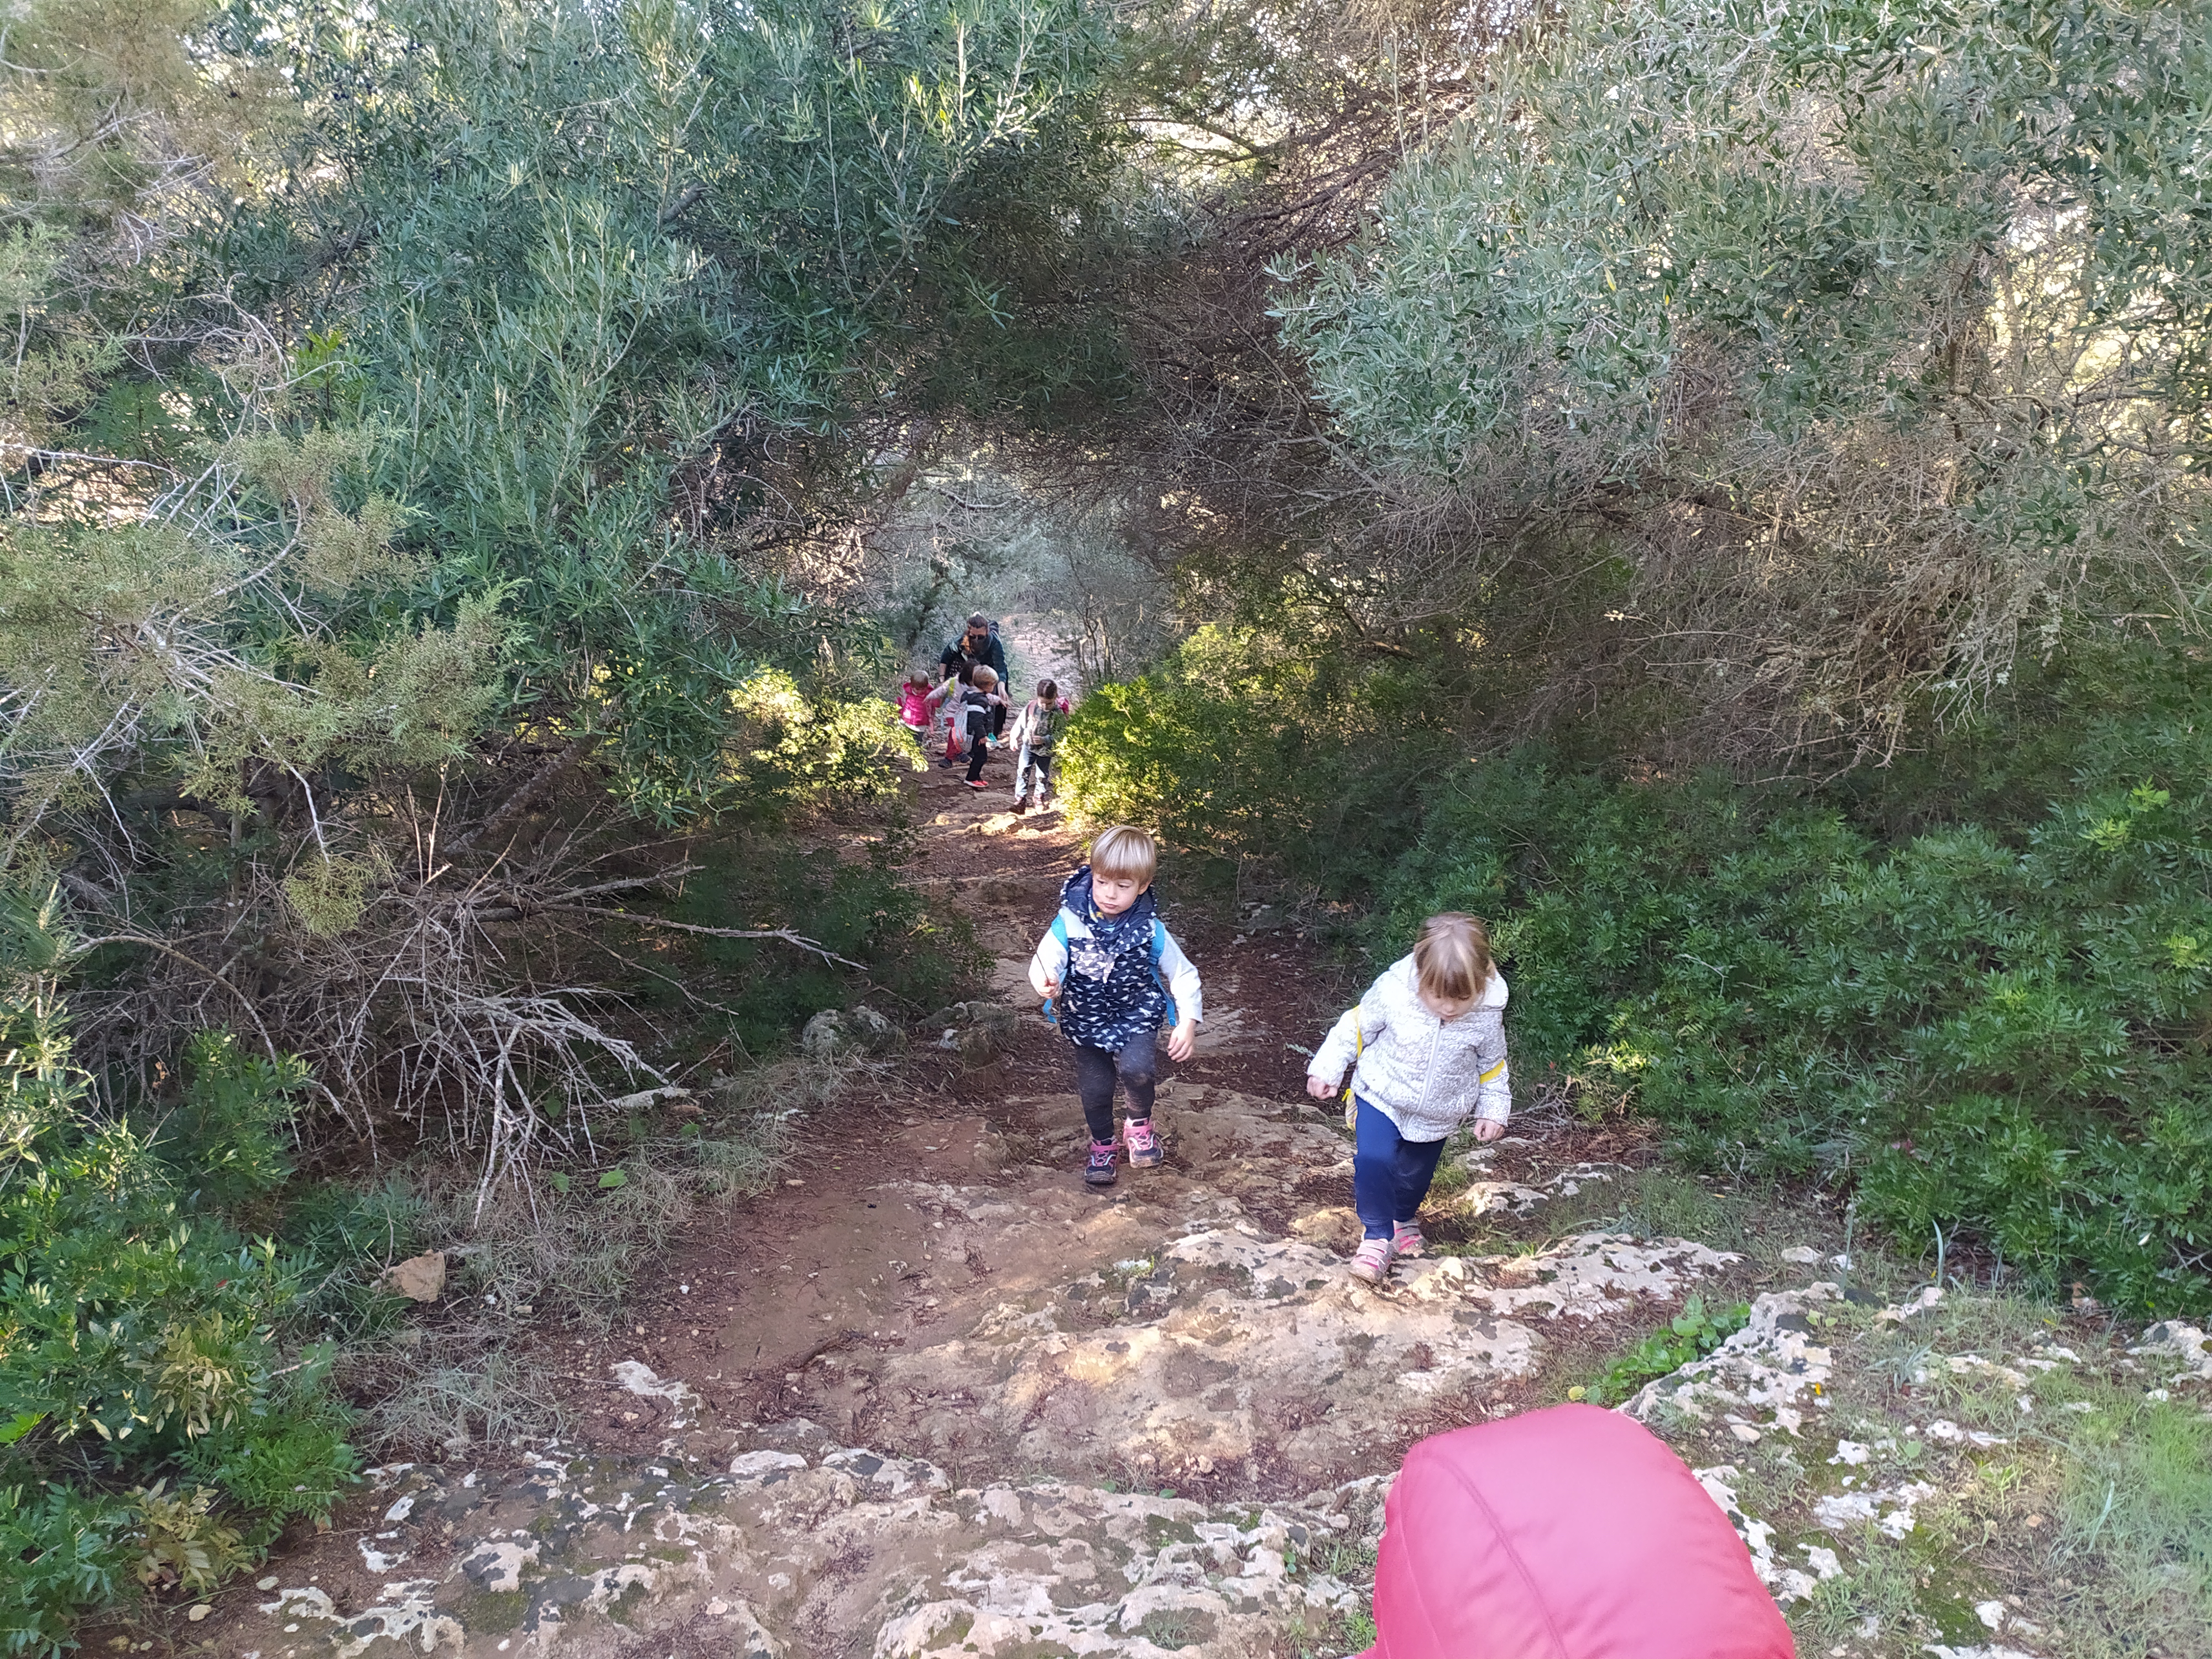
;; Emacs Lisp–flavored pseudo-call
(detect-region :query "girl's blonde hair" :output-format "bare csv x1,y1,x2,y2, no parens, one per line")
1089,825,1157,885
906,668,933,688
972,665,999,689
1413,912,1493,1001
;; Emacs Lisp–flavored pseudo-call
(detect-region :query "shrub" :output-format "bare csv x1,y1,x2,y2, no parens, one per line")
1058,624,1462,898
1373,669,2212,1313
0,992,357,1651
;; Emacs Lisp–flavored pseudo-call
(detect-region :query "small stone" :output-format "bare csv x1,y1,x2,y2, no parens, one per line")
257,1576,280,1590
378,1250,447,1302
1780,1246,1820,1265
186,1605,211,1623
1729,1422,1762,1444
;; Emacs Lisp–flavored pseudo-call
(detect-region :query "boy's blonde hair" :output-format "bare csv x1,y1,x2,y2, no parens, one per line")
1413,912,1493,1001
1089,825,1158,885
972,665,999,689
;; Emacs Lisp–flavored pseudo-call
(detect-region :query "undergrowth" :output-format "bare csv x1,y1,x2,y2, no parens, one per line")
0,995,356,1657
1572,1296,1751,1406
1071,636,2212,1316
1,888,864,1652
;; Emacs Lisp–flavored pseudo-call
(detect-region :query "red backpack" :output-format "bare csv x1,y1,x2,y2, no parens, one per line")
1360,1406,1792,1659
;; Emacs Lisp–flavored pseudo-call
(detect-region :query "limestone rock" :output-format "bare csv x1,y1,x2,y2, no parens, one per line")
378,1250,446,1303
928,999,1021,1065
261,1436,1382,1659
2130,1319,2212,1381
801,1003,904,1060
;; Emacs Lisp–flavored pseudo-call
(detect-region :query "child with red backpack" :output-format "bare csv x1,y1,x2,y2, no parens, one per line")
1029,826,1203,1186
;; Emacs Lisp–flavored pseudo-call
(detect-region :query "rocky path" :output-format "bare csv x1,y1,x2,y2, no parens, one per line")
191,752,2212,1659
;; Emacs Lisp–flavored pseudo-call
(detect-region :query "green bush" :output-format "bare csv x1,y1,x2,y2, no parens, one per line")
1059,624,1462,897
1373,661,2212,1314
0,1485,137,1658
658,828,986,1051
0,994,358,1653
1068,627,2212,1311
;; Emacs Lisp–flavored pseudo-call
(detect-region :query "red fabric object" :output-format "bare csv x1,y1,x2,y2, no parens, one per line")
1357,1404,1793,1659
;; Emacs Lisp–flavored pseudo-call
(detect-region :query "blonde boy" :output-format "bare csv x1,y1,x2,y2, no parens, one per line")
1306,914,1511,1281
1030,826,1203,1186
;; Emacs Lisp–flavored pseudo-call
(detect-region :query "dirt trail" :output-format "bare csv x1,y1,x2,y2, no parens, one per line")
189,745,2179,1659
192,754,1749,1659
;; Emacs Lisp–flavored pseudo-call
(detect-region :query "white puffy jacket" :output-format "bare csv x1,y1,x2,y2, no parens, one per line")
1307,955,1510,1141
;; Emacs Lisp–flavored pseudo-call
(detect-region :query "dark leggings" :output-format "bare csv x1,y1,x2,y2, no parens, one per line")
966,735,990,782
1352,1097,1449,1241
1073,1030,1156,1142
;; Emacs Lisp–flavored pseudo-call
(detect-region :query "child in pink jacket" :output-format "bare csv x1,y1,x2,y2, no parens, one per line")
896,669,935,735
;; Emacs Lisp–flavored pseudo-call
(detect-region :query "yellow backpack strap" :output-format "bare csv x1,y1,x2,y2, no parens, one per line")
1342,1017,1363,1128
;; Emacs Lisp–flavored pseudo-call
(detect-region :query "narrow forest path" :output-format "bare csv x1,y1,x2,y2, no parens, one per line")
190,744,2176,1659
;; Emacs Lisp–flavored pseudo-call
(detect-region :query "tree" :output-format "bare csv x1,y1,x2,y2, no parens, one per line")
1280,0,2212,762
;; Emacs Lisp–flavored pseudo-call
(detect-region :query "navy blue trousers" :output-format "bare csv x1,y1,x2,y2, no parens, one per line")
1353,1097,1448,1241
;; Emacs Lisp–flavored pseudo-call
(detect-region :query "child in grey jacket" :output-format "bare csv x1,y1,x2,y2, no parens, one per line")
1306,913,1510,1283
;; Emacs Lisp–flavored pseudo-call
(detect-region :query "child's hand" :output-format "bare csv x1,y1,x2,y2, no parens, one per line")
1305,1074,1337,1099
1473,1118,1507,1142
1167,1018,1197,1063
1040,974,1061,998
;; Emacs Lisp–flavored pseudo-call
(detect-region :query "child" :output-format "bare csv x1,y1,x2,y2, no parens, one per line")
1008,678,1070,812
897,669,935,735
1306,913,1510,1283
1029,825,1203,1186
960,666,1008,790
925,669,967,768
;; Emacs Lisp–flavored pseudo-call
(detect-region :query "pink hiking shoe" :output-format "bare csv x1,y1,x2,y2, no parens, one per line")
1124,1117,1164,1168
1349,1236,1396,1284
1084,1139,1119,1186
1393,1221,1426,1259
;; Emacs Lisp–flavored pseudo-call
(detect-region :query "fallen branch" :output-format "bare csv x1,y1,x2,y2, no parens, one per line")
530,904,868,971
69,933,282,1061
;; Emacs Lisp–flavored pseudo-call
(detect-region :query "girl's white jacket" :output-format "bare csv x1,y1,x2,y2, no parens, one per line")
1308,956,1511,1141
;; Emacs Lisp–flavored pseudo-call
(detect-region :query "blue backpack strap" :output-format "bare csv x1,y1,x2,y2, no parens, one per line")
1042,913,1070,1026
1150,917,1178,1029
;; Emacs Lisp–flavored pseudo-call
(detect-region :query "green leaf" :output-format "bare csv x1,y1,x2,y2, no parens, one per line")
596,1169,627,1190
549,1171,571,1195
0,1411,46,1446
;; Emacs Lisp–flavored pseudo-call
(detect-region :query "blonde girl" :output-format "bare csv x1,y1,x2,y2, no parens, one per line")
1306,914,1511,1282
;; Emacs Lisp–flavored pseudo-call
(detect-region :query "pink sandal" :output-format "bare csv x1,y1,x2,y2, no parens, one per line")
1392,1222,1425,1259
1349,1237,1396,1284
